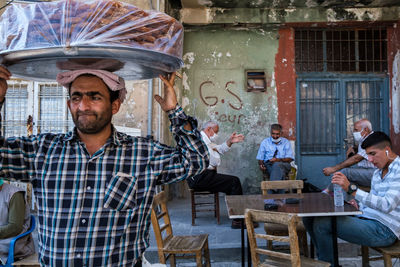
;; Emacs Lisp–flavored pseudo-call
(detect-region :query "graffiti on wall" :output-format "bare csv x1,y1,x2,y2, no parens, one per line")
199,80,245,125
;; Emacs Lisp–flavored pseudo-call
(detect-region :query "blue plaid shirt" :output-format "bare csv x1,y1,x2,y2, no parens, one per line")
0,105,209,266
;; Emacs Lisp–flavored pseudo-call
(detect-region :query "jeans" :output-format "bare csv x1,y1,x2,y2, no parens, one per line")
302,216,397,265
326,166,375,190
263,161,291,193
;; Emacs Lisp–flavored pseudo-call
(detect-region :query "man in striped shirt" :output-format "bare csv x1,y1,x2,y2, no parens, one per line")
0,67,209,267
303,131,399,265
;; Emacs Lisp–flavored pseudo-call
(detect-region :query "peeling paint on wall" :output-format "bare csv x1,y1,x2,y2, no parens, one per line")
182,72,191,91
198,0,212,5
182,96,190,109
326,8,337,21
183,52,196,69
305,0,318,8
392,50,400,134
326,7,384,22
344,8,382,21
270,71,275,88
180,7,216,24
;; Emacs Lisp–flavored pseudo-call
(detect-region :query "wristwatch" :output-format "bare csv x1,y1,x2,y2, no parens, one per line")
347,183,358,194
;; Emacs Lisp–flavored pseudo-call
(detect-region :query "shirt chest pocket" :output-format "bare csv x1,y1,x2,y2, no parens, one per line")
103,172,141,211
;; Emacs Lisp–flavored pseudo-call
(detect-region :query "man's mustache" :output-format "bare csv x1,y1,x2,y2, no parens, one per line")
77,111,97,116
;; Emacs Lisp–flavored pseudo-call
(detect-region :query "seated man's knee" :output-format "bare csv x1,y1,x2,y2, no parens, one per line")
340,168,350,177
272,161,289,168
231,176,243,194
232,176,242,188
313,217,332,235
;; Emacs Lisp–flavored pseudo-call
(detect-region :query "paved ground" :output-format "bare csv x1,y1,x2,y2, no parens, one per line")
30,193,399,266
144,194,399,267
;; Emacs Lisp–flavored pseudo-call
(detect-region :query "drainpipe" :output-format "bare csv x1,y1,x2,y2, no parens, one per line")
147,0,161,141
156,0,162,142
146,79,153,139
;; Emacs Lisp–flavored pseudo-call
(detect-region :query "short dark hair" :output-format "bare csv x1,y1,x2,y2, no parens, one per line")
68,74,120,103
361,131,392,150
270,124,282,132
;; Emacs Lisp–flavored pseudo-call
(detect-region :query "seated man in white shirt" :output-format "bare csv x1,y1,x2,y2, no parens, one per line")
187,121,245,229
303,131,399,265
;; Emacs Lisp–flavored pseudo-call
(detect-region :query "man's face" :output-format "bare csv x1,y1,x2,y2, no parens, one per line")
212,125,219,136
353,121,369,137
365,145,389,169
354,123,362,133
271,129,281,140
206,125,219,138
67,76,120,135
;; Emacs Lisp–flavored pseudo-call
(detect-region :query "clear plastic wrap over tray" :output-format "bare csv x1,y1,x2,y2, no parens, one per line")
0,0,184,80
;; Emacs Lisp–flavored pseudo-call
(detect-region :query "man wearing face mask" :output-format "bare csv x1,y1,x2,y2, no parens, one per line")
257,124,294,186
323,118,376,188
187,121,245,228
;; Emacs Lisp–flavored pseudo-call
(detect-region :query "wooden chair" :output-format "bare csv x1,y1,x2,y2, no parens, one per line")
361,240,400,267
189,189,220,226
245,209,330,267
261,180,309,257
151,191,211,267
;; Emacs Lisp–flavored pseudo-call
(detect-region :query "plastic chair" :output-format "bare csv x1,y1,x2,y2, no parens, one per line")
1,215,36,267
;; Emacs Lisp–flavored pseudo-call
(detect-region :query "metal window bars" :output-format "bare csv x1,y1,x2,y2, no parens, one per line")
295,28,387,73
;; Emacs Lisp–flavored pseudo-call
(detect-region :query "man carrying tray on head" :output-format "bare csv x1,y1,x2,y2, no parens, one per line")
0,66,209,267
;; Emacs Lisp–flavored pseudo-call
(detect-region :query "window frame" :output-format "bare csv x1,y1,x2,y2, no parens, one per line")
1,79,72,137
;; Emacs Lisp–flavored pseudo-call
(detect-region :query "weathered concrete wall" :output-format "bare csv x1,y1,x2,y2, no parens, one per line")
181,28,281,193
177,5,400,194
180,6,400,25
113,0,169,141
388,21,400,154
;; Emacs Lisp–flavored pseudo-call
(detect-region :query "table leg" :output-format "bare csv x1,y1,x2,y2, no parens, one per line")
331,217,339,267
241,219,245,267
247,233,252,267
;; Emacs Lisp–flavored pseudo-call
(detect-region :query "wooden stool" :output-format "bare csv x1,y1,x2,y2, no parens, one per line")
189,189,220,226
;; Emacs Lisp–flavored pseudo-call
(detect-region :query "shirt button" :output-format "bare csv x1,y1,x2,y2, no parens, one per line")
82,219,86,224
87,186,91,191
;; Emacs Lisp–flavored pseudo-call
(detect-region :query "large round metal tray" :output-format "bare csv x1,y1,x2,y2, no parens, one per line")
0,46,183,81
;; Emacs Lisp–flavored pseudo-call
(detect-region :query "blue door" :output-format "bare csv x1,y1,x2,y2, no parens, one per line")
296,75,388,189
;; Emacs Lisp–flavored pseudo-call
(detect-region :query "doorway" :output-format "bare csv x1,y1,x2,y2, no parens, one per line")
296,75,389,189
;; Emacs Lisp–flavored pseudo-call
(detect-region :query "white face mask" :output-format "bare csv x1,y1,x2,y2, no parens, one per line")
210,133,218,142
353,131,362,143
272,137,281,143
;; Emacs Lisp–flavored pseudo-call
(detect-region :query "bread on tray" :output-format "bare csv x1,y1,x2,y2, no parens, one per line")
0,0,183,59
